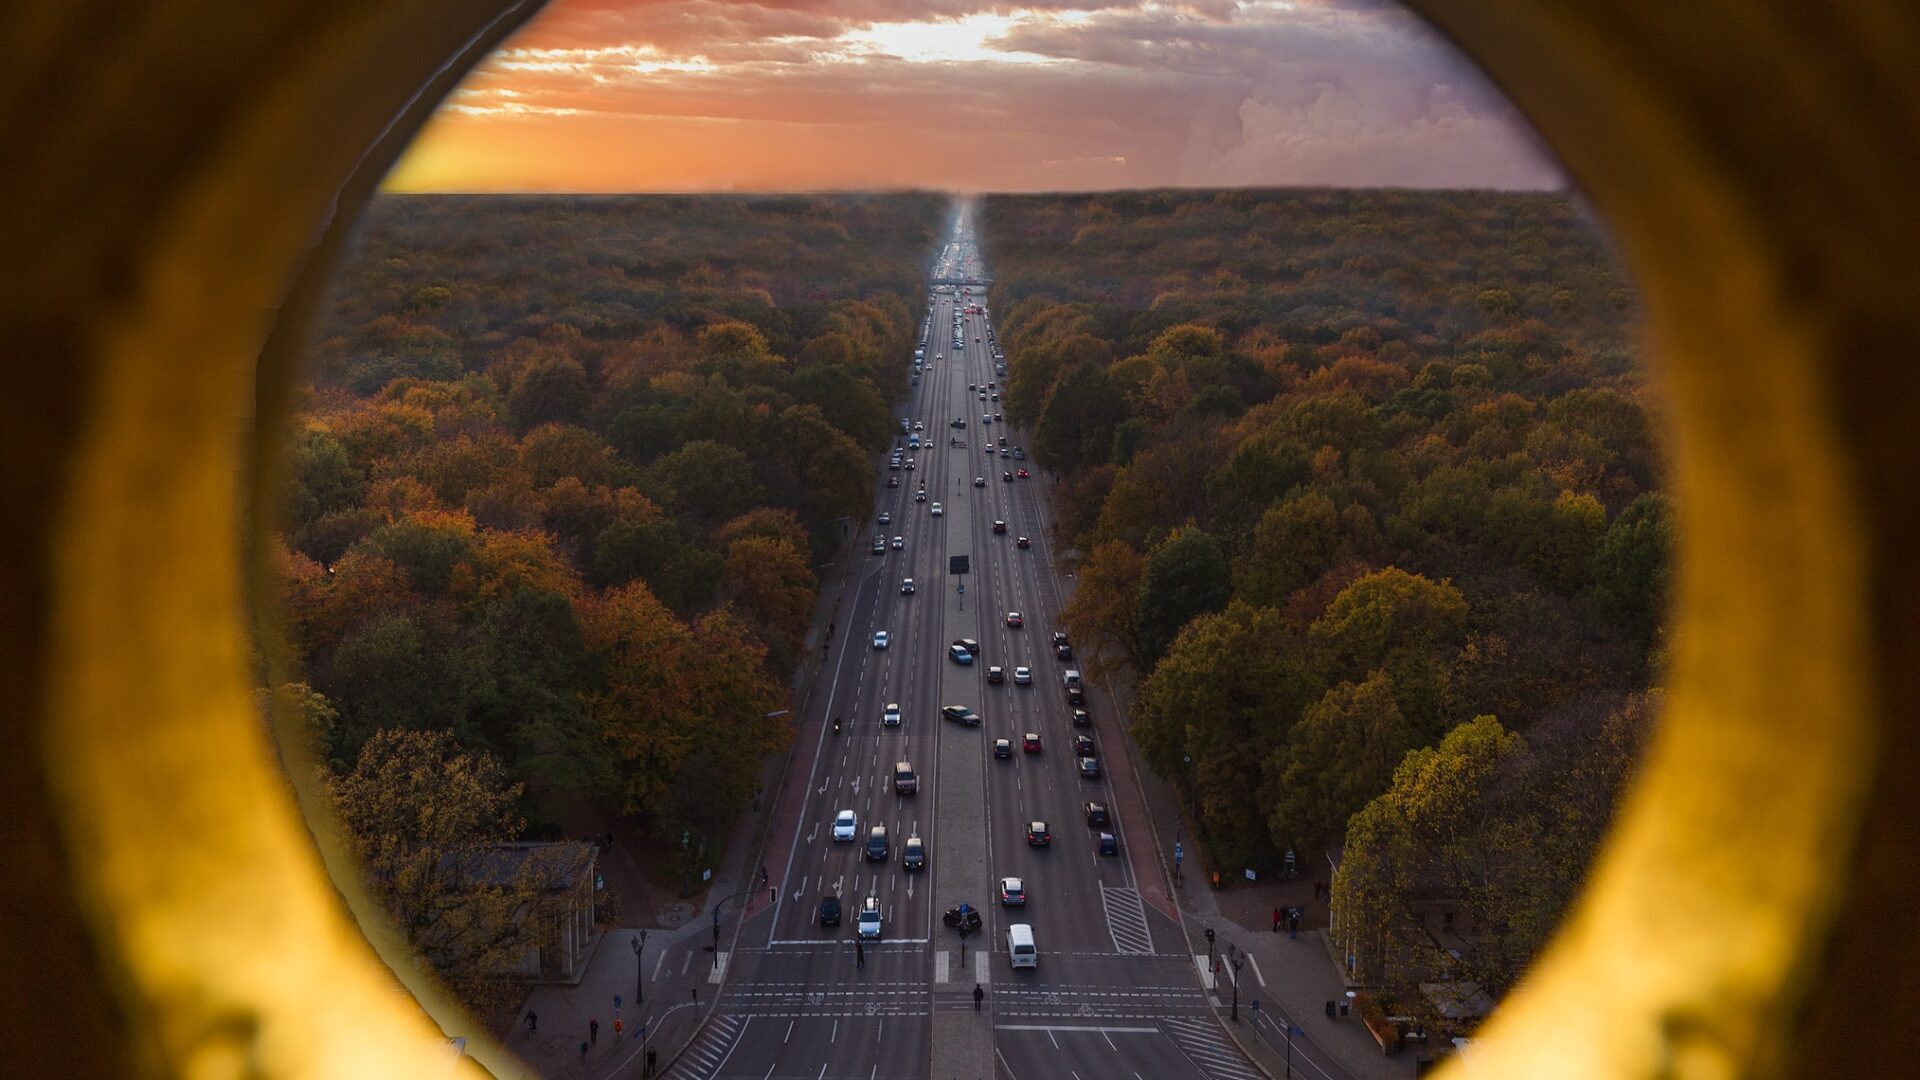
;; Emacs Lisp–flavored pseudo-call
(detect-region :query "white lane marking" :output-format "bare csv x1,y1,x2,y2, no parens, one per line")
1193,955,1214,990
975,948,990,984
992,1024,1161,1034
1245,952,1266,987
708,950,729,983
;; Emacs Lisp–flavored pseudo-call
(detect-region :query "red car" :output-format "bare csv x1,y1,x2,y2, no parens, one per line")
1005,611,1023,628
1023,732,1043,753
1016,468,1029,479
1017,536,1031,549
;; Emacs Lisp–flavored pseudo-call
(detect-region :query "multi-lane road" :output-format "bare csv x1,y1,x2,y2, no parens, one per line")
669,208,1263,1080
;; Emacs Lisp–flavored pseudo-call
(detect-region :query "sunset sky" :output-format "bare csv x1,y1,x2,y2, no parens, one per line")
386,0,1565,192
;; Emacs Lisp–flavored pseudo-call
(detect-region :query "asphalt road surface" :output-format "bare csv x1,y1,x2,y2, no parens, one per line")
670,205,1263,1080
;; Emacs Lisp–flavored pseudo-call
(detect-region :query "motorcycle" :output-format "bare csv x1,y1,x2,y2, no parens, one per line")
832,716,841,735
942,903,982,935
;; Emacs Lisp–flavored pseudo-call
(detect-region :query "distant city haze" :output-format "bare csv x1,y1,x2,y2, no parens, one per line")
388,0,1565,192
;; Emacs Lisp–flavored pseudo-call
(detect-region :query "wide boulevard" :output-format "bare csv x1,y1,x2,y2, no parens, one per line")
668,206,1264,1080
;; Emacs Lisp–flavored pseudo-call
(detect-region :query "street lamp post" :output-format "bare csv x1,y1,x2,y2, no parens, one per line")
1284,1024,1304,1077
1230,953,1245,1021
631,931,647,1008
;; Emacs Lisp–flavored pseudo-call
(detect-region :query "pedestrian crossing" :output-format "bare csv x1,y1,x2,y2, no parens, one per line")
1101,885,1155,954
668,1012,745,1078
1157,1015,1265,1080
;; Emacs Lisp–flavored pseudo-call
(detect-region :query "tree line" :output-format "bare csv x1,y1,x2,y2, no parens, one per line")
271,194,943,1004
980,188,1665,998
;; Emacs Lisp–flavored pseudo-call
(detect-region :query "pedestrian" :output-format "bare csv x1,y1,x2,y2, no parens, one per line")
614,1016,624,1040
856,940,865,967
1272,906,1282,932
579,1041,588,1062
589,1018,598,1045
646,1047,658,1076
524,1010,538,1032
973,983,985,1011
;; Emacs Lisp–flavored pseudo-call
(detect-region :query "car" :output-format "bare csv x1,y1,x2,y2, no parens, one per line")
1072,708,1091,728
866,825,890,861
1073,734,1096,757
1023,732,1042,753
987,665,1005,684
1017,536,1031,549
954,638,980,656
974,477,986,488
833,810,857,841
1017,468,1030,479
888,459,901,471
993,737,1013,758
994,413,1003,422
1014,448,1026,460
942,705,982,726
1056,643,1074,661
998,436,1008,448
872,630,889,650
904,459,915,470
871,536,886,555
993,520,1007,534
949,643,973,664
1000,876,1026,906
891,536,904,550
902,835,926,871
1005,611,1023,628
1003,471,1013,482
887,475,899,488
1085,801,1110,827
1026,821,1052,846
858,896,882,940
968,383,976,391
950,418,966,428
930,503,943,516
1099,832,1119,857
916,490,927,502
819,894,842,926
983,414,992,424
999,447,1009,457
883,703,902,727
1014,666,1032,685
914,422,925,432
1052,631,1070,648
1079,757,1101,778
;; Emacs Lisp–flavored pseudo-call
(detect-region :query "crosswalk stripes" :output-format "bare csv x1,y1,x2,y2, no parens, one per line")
667,1012,744,1078
1157,1015,1265,1080
1100,885,1155,955
935,949,950,983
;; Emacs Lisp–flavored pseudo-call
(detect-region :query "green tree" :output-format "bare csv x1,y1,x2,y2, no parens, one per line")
507,356,591,433
1134,601,1322,869
1034,360,1127,472
360,509,480,596
644,440,764,533
591,517,721,615
1134,526,1233,670
1233,488,1344,607
1309,567,1469,736
286,430,366,528
1590,493,1671,643
1266,671,1414,853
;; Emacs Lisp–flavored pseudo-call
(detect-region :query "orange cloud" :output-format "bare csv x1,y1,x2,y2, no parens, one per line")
385,0,1564,192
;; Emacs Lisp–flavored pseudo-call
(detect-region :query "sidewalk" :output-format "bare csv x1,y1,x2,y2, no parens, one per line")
498,537,867,1080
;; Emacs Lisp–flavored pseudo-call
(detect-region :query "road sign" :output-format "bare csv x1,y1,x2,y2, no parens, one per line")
950,554,970,575
614,995,622,1009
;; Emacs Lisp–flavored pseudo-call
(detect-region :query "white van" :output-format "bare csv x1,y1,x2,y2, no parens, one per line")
1063,670,1083,689
1008,923,1037,969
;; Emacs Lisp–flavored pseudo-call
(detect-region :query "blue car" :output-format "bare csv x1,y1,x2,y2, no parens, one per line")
949,644,974,664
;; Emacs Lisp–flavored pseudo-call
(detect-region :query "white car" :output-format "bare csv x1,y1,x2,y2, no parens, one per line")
873,630,890,650
891,536,904,550
833,810,857,841
857,896,883,940
1013,666,1032,685
901,577,915,594
883,703,902,727
930,503,943,516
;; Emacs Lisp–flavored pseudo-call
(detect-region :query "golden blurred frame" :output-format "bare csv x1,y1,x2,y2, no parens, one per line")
1,1,1913,1077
